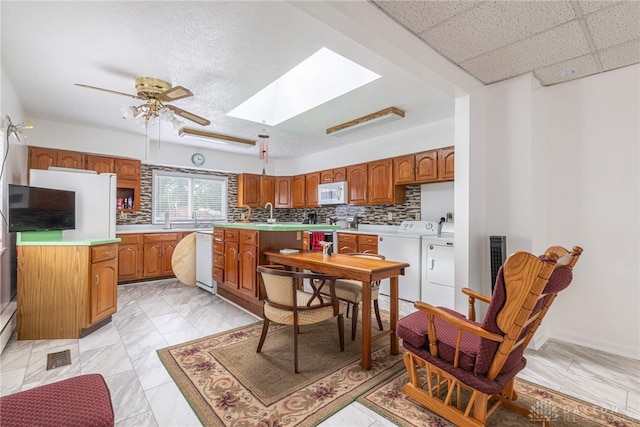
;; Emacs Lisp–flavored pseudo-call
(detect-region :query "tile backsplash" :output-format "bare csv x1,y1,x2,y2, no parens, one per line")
117,164,421,226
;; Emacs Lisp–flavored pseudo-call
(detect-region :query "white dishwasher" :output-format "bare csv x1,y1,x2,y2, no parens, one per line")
196,231,216,294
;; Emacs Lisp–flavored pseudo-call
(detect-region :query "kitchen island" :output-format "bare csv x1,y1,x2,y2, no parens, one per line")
212,223,340,316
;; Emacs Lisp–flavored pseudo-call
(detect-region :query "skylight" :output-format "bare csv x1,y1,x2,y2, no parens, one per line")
227,47,380,126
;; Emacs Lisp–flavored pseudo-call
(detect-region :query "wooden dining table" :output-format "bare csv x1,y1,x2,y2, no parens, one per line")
263,250,409,370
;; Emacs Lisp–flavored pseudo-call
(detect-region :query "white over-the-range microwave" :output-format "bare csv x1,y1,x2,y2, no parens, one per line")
318,181,348,205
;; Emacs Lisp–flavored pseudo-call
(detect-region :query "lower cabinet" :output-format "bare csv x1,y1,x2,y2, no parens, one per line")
217,227,303,317
17,242,118,339
116,232,183,282
117,233,143,281
143,233,180,278
337,232,378,255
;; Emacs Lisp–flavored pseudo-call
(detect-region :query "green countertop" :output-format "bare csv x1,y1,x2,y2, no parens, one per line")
16,231,121,246
212,222,341,231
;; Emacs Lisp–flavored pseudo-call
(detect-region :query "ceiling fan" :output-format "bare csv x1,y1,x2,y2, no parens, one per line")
75,77,210,126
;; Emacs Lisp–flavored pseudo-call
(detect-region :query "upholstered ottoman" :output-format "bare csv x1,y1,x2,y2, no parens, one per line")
0,374,114,427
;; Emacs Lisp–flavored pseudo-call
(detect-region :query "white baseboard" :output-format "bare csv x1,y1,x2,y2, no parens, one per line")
527,323,639,360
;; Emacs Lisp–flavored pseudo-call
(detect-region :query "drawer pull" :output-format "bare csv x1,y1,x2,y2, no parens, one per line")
102,251,113,256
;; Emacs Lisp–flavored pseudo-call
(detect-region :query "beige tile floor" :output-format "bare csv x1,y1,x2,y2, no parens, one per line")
1,279,638,426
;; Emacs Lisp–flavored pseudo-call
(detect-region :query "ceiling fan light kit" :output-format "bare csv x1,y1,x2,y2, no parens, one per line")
326,106,405,136
76,76,210,130
178,128,256,147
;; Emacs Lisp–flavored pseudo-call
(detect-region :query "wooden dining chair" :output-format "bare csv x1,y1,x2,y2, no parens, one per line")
256,265,345,373
396,245,582,426
321,253,385,340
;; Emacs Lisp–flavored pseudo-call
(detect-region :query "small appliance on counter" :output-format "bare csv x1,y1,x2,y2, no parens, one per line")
302,212,317,224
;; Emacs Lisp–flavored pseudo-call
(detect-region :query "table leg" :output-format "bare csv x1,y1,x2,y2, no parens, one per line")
361,280,372,370
390,276,399,355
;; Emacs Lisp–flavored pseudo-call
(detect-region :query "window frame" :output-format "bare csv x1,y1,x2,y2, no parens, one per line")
151,169,228,225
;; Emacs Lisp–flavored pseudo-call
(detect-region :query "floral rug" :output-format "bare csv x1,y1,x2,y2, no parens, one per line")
157,318,405,426
358,370,640,426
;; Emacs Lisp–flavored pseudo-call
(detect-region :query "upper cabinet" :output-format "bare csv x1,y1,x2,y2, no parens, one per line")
237,174,275,208
320,167,347,183
28,147,141,211
29,147,85,171
392,146,454,185
437,146,455,181
305,172,320,207
275,176,292,208
347,160,404,205
347,163,368,205
292,175,306,208
368,159,404,204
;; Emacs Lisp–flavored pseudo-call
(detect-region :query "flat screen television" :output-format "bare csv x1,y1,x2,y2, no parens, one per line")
8,184,76,232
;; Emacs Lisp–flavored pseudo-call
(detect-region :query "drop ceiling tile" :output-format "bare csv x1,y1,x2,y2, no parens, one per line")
461,21,591,84
534,54,600,86
599,40,640,71
420,0,577,63
373,0,479,34
578,1,622,16
585,1,640,50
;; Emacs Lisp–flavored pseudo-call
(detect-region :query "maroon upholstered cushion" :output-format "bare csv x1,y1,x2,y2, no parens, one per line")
0,374,114,427
397,309,482,372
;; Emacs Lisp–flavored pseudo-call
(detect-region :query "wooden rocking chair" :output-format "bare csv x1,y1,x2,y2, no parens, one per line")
397,245,582,426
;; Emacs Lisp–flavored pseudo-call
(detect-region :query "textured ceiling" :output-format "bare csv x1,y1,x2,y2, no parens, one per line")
1,1,638,161
372,0,640,86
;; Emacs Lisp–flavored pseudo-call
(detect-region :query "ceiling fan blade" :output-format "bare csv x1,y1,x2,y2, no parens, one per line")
158,86,193,102
167,105,211,126
75,83,141,99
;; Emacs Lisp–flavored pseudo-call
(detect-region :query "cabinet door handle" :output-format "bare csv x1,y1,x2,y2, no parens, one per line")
93,275,99,285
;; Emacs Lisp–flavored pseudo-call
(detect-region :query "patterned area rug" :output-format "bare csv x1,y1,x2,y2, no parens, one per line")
157,317,405,426
358,370,640,426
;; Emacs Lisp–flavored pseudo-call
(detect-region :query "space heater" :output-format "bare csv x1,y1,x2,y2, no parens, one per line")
489,236,507,293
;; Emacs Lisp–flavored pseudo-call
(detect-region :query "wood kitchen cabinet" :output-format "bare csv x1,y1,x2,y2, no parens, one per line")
142,233,181,278
368,158,404,204
223,229,258,299
28,146,85,171
116,233,143,282
320,167,347,183
394,150,438,184
305,172,320,207
292,175,306,208
438,146,455,181
347,163,368,205
222,229,239,292
212,228,224,284
17,242,118,339
217,226,303,316
275,176,292,208
237,173,275,207
238,230,259,299
89,244,119,325
346,160,403,205
337,232,378,254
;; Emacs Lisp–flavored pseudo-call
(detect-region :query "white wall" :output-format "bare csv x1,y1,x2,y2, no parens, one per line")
479,65,639,358
0,67,28,353
537,65,639,358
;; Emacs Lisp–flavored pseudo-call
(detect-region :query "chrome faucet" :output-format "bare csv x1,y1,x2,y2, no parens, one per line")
265,202,275,223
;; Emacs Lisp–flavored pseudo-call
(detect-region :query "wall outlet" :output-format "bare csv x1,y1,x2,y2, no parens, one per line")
240,213,246,220
387,212,393,220
415,212,421,220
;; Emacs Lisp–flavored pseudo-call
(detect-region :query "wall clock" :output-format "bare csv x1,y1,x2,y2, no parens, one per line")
191,153,205,166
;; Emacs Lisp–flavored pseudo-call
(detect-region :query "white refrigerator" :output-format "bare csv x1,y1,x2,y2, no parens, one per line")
29,168,117,240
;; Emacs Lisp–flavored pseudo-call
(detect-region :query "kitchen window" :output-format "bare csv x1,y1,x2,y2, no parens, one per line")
152,170,228,225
